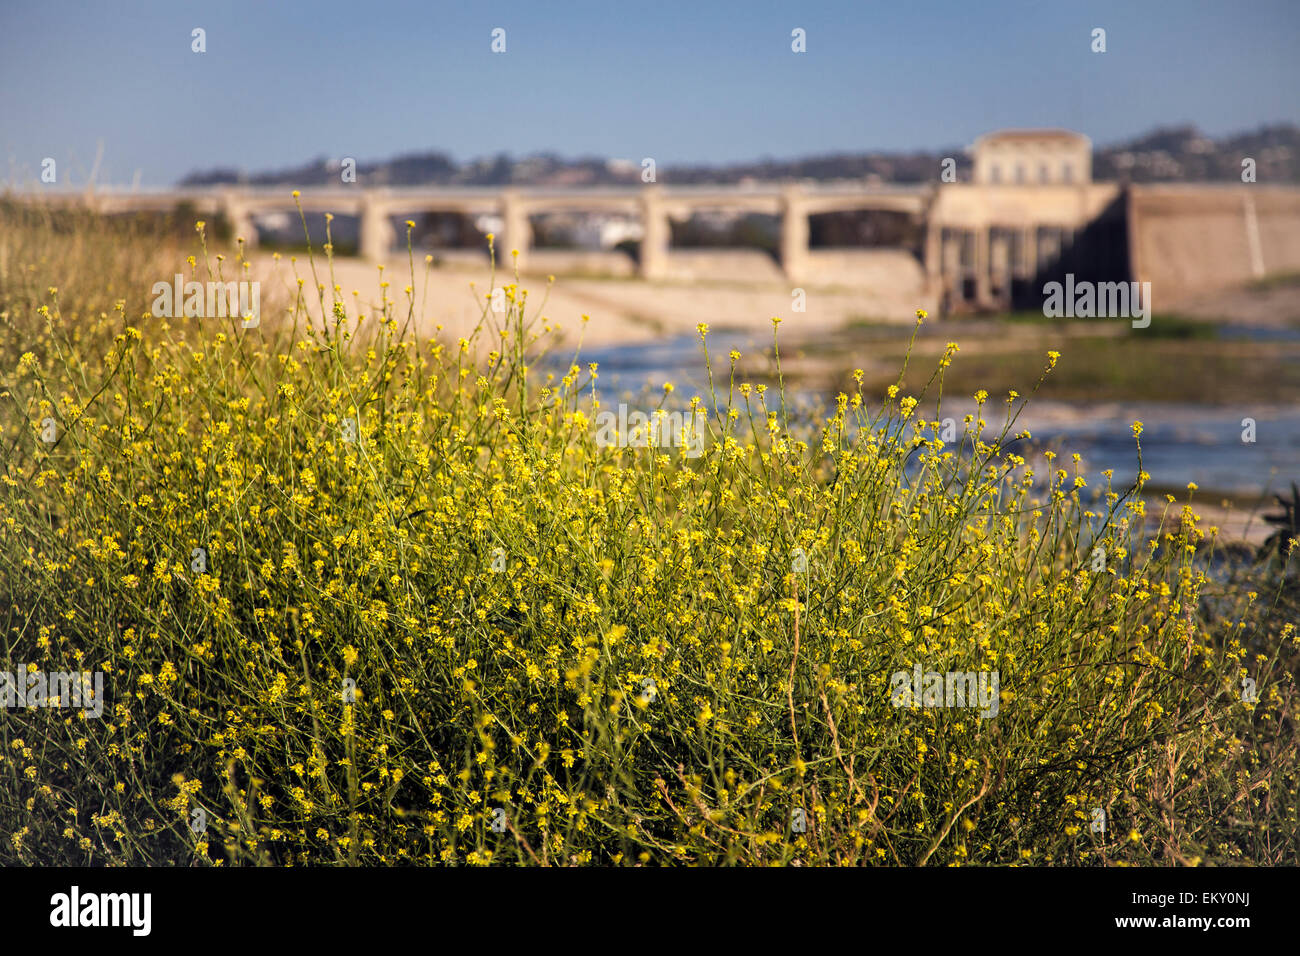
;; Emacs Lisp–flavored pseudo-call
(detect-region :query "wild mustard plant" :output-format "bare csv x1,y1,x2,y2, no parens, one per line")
0,200,1295,866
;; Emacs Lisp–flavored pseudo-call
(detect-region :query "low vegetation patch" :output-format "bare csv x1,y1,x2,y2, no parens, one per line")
0,204,1296,865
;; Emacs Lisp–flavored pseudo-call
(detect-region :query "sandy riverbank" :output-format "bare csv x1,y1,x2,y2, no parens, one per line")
237,250,927,349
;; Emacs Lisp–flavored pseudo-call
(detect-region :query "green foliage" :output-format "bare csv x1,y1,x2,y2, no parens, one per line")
0,204,1296,866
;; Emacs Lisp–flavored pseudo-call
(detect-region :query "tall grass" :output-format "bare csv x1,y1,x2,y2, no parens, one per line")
0,199,1295,865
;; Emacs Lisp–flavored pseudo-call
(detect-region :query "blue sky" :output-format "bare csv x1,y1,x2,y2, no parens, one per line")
1,0,1296,186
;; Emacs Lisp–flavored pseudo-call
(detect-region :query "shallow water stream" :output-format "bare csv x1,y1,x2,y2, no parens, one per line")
556,325,1300,503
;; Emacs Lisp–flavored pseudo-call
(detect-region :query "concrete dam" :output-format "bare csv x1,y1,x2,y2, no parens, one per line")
14,130,1300,317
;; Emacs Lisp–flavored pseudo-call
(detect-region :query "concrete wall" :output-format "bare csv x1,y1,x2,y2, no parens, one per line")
929,182,1121,230
926,182,1122,310
658,249,786,283
524,249,638,277
1127,185,1300,304
803,248,926,287
29,179,1300,313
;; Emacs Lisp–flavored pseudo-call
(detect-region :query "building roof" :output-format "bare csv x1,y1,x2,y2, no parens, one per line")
975,129,1090,145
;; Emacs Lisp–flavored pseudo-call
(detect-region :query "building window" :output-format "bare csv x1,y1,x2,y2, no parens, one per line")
1039,164,1050,184
1015,164,1025,184
989,164,1001,184
1062,163,1073,183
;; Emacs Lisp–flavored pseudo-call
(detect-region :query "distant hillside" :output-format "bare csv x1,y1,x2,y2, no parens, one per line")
179,124,1300,188
1092,124,1298,182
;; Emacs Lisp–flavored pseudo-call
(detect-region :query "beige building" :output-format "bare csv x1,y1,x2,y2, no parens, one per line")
972,129,1092,187
924,129,1117,311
